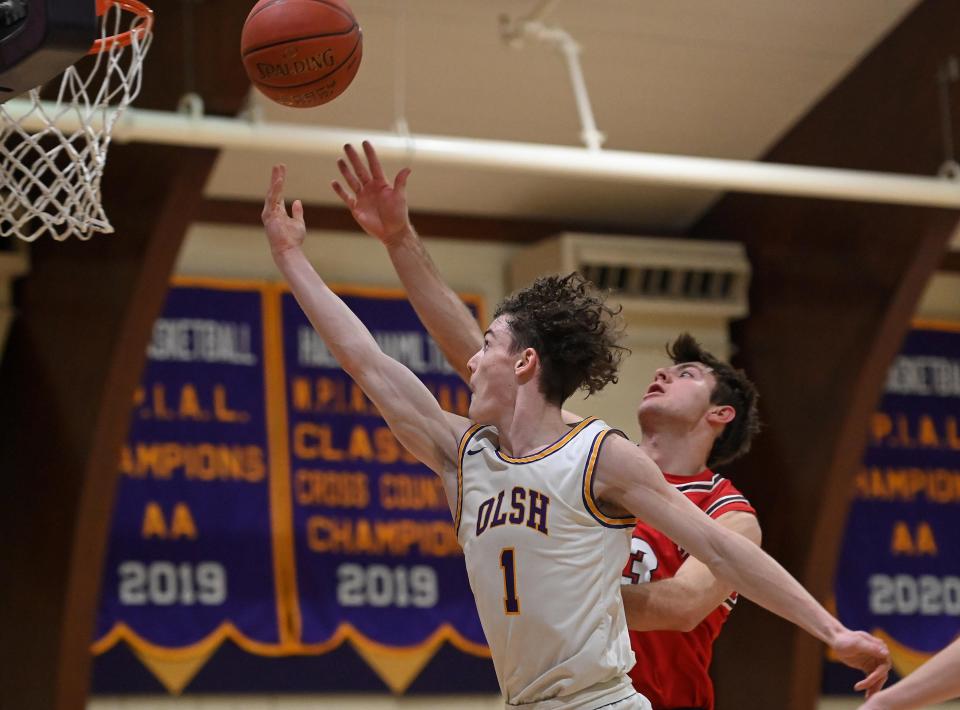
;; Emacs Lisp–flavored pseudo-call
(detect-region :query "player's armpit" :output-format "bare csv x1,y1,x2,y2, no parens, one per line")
592,435,714,544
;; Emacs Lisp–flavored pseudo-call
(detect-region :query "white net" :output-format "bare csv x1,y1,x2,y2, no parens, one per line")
0,0,153,241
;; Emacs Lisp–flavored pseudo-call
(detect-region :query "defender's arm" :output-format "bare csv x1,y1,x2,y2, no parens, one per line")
621,511,761,632
333,142,589,427
332,141,482,383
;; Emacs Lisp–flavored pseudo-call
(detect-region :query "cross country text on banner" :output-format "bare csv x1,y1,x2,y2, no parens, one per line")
278,284,489,693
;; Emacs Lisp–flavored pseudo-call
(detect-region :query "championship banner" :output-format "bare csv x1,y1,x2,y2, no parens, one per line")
93,279,492,695
93,279,290,693
826,322,960,687
279,285,489,693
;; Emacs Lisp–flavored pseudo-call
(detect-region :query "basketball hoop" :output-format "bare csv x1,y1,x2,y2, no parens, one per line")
0,0,153,241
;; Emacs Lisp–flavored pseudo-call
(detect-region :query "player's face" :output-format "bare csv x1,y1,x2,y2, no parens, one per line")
636,362,717,427
466,316,520,423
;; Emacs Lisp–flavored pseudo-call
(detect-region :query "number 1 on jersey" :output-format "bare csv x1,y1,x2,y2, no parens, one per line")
499,547,520,614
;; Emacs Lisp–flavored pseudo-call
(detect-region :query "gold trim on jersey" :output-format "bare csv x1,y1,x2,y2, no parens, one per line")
582,429,638,528
455,423,486,536
494,416,598,464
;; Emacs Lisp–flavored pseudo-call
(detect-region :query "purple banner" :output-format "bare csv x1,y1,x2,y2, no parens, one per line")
95,280,283,655
93,280,492,695
827,323,960,687
279,286,487,653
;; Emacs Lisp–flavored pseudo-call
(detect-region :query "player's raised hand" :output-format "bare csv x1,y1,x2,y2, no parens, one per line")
332,140,412,247
831,629,892,697
262,164,306,259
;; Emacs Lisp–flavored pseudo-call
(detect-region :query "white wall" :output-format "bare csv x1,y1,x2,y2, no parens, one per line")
176,223,516,315
916,272,960,321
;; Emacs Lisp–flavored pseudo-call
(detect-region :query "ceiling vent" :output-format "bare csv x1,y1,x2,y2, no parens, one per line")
509,233,750,319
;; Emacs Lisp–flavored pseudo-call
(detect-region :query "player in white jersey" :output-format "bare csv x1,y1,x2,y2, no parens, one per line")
263,146,890,709
458,416,637,706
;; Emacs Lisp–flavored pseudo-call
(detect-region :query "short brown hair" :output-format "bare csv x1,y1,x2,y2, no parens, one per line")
667,333,760,468
495,273,628,406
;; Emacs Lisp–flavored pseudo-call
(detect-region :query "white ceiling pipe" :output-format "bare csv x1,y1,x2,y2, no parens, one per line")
7,99,960,209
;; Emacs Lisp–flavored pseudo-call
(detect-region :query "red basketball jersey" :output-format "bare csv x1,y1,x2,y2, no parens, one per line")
621,469,756,710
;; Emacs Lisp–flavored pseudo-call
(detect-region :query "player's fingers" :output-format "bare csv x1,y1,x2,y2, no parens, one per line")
344,143,371,184
394,167,412,193
292,199,304,224
864,680,884,699
856,676,884,699
337,159,362,194
363,140,385,181
331,181,356,210
265,164,285,208
853,663,889,694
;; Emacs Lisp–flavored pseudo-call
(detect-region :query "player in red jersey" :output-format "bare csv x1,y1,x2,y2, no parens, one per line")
328,141,887,706
619,334,761,710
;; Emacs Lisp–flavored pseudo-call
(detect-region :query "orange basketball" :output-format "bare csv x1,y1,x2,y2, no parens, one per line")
240,0,362,108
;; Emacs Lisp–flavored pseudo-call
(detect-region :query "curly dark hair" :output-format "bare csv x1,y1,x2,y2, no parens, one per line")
494,272,627,406
666,333,761,468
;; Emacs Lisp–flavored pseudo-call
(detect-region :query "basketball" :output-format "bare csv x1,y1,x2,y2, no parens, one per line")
240,0,362,108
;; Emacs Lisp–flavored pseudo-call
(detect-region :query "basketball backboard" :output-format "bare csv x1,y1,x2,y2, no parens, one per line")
0,0,97,102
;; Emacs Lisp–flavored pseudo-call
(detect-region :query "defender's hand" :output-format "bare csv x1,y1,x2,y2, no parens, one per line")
332,140,412,246
262,164,306,259
832,629,891,697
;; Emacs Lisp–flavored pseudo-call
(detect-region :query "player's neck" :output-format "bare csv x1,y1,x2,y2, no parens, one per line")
494,389,569,459
639,426,711,477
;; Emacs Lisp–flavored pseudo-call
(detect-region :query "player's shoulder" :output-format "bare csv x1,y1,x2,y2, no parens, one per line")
589,423,643,468
454,417,496,453
694,469,756,518
553,417,635,454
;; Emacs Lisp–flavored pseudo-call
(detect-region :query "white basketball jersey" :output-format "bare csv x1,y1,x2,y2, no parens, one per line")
456,417,639,708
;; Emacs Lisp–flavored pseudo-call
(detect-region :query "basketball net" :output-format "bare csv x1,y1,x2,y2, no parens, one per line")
0,0,153,242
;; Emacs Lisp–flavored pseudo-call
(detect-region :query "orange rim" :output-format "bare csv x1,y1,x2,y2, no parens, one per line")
89,0,154,55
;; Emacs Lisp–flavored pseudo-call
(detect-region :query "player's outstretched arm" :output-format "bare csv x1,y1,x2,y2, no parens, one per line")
594,435,891,696
263,164,470,478
621,510,761,632
331,141,482,383
859,636,960,710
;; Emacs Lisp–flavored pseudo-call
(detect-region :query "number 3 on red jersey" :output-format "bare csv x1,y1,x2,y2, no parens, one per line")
622,537,659,585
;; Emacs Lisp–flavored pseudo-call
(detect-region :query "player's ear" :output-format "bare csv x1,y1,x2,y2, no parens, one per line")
515,348,538,379
708,405,735,425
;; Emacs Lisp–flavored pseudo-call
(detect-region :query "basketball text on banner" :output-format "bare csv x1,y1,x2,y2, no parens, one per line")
92,279,491,694
279,285,489,693
824,322,960,691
